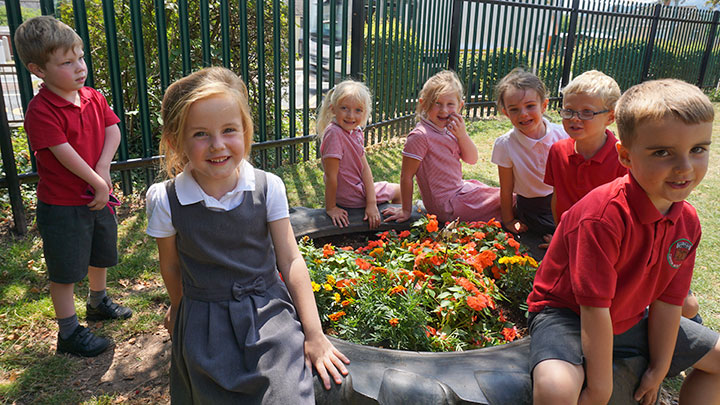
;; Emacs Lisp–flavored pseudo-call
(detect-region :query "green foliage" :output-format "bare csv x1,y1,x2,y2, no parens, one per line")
0,6,41,25
300,214,537,352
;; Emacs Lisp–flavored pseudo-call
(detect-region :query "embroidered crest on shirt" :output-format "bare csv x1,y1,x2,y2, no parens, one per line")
667,238,692,269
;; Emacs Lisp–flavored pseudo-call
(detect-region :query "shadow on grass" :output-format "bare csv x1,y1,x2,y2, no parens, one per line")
0,350,84,404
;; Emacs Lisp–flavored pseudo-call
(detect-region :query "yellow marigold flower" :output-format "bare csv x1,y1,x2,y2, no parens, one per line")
334,292,341,302
527,256,538,267
323,283,333,291
326,275,336,285
311,281,321,292
370,247,384,257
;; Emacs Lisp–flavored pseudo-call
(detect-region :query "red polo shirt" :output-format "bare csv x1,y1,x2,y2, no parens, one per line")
544,129,627,220
24,86,120,205
527,174,699,334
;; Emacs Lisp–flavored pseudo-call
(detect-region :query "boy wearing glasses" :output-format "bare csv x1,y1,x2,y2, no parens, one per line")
545,70,701,324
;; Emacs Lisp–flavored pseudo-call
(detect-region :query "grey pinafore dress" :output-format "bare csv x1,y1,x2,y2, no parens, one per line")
167,170,314,404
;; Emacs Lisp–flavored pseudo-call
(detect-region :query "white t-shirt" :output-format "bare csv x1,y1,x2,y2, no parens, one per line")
491,118,568,198
145,160,289,238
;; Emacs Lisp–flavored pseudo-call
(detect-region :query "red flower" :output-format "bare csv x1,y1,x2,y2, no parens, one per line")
355,258,372,270
488,218,502,228
389,318,399,327
494,243,506,250
498,309,507,323
322,243,335,258
426,219,439,233
398,230,411,238
466,295,488,311
425,325,437,337
473,231,486,240
507,238,520,249
501,326,518,342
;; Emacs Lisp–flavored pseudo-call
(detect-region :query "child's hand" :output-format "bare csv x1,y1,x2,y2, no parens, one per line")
364,205,381,229
504,219,527,234
538,233,553,249
633,367,665,405
382,206,411,223
304,334,350,390
164,305,177,337
326,206,349,228
446,112,467,138
87,182,110,211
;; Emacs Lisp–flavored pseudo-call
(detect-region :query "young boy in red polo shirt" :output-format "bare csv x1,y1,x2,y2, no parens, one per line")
14,16,131,357
527,79,720,405
545,70,702,323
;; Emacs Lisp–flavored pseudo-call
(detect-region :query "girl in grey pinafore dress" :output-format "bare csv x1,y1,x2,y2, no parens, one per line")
167,170,314,404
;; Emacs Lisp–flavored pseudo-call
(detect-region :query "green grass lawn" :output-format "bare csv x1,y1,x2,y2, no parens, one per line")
0,106,718,403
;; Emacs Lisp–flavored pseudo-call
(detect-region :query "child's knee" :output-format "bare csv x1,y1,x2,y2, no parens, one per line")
682,291,699,319
693,338,720,374
533,359,584,405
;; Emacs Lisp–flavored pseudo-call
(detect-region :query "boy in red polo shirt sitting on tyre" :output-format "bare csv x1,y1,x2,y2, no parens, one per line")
14,16,132,357
527,79,720,405
545,70,702,324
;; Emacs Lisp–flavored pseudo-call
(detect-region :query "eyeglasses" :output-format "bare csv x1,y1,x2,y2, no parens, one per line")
558,108,609,120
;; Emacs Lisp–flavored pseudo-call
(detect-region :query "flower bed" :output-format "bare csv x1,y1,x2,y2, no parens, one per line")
299,214,538,352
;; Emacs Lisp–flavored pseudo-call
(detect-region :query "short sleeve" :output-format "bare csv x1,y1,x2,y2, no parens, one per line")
94,91,121,127
657,235,697,306
266,172,290,222
320,127,343,160
544,145,559,187
491,135,512,168
145,181,176,238
402,131,428,161
567,218,622,308
24,104,67,151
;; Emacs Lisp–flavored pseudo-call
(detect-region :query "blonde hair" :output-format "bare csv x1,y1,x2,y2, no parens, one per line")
316,79,372,139
494,68,547,110
616,79,714,148
562,70,621,110
416,70,464,120
13,16,83,69
159,67,254,178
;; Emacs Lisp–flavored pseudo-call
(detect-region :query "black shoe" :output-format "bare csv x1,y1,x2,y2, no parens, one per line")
86,296,133,321
57,325,111,357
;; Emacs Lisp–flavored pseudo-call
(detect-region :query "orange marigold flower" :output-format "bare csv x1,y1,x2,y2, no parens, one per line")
501,326,518,342
412,270,427,281
322,243,335,258
488,218,502,228
389,318,399,327
355,258,372,270
494,243,506,250
430,255,444,266
473,231,486,240
341,246,353,251
398,230,411,238
341,299,352,307
370,247,384,257
507,238,520,249
389,285,407,295
466,295,488,311
456,277,476,293
328,311,346,322
491,265,506,279
336,278,352,288
372,266,388,274
426,219,439,233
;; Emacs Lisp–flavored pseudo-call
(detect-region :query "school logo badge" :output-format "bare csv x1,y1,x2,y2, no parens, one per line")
667,239,692,269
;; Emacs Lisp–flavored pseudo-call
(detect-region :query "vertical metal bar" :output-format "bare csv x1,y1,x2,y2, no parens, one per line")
6,1,33,114
289,0,297,163
448,0,462,71
103,0,132,194
220,0,231,68
72,0,94,88
238,0,250,81
40,0,55,16
377,0,389,138
130,0,153,184
257,0,268,167
392,0,406,136
370,0,381,127
316,0,323,112
200,0,211,66
340,0,348,78
350,0,365,78
0,84,27,235
329,0,337,88
461,1,472,87
273,0,282,167
641,3,662,82
698,11,719,87
154,0,170,92
560,0,580,89
482,1,496,115
179,0,191,75
303,0,310,159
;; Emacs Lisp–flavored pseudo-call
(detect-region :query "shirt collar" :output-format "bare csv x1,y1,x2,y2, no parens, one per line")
569,129,618,165
175,159,255,208
511,117,554,149
625,173,682,225
38,85,89,108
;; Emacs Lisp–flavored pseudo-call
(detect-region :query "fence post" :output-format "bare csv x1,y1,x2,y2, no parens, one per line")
39,0,55,16
560,0,580,89
641,4,662,82
350,0,365,79
72,0,94,88
448,0,463,71
0,85,27,235
698,10,720,88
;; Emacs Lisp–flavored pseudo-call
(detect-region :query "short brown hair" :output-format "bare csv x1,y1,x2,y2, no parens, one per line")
160,67,254,178
562,70,621,110
495,68,547,110
13,16,83,68
615,79,714,147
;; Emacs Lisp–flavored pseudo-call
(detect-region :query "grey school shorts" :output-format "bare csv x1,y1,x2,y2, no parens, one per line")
528,306,719,377
36,201,118,284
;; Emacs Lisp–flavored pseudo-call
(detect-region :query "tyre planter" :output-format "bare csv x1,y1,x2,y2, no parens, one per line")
290,204,649,405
